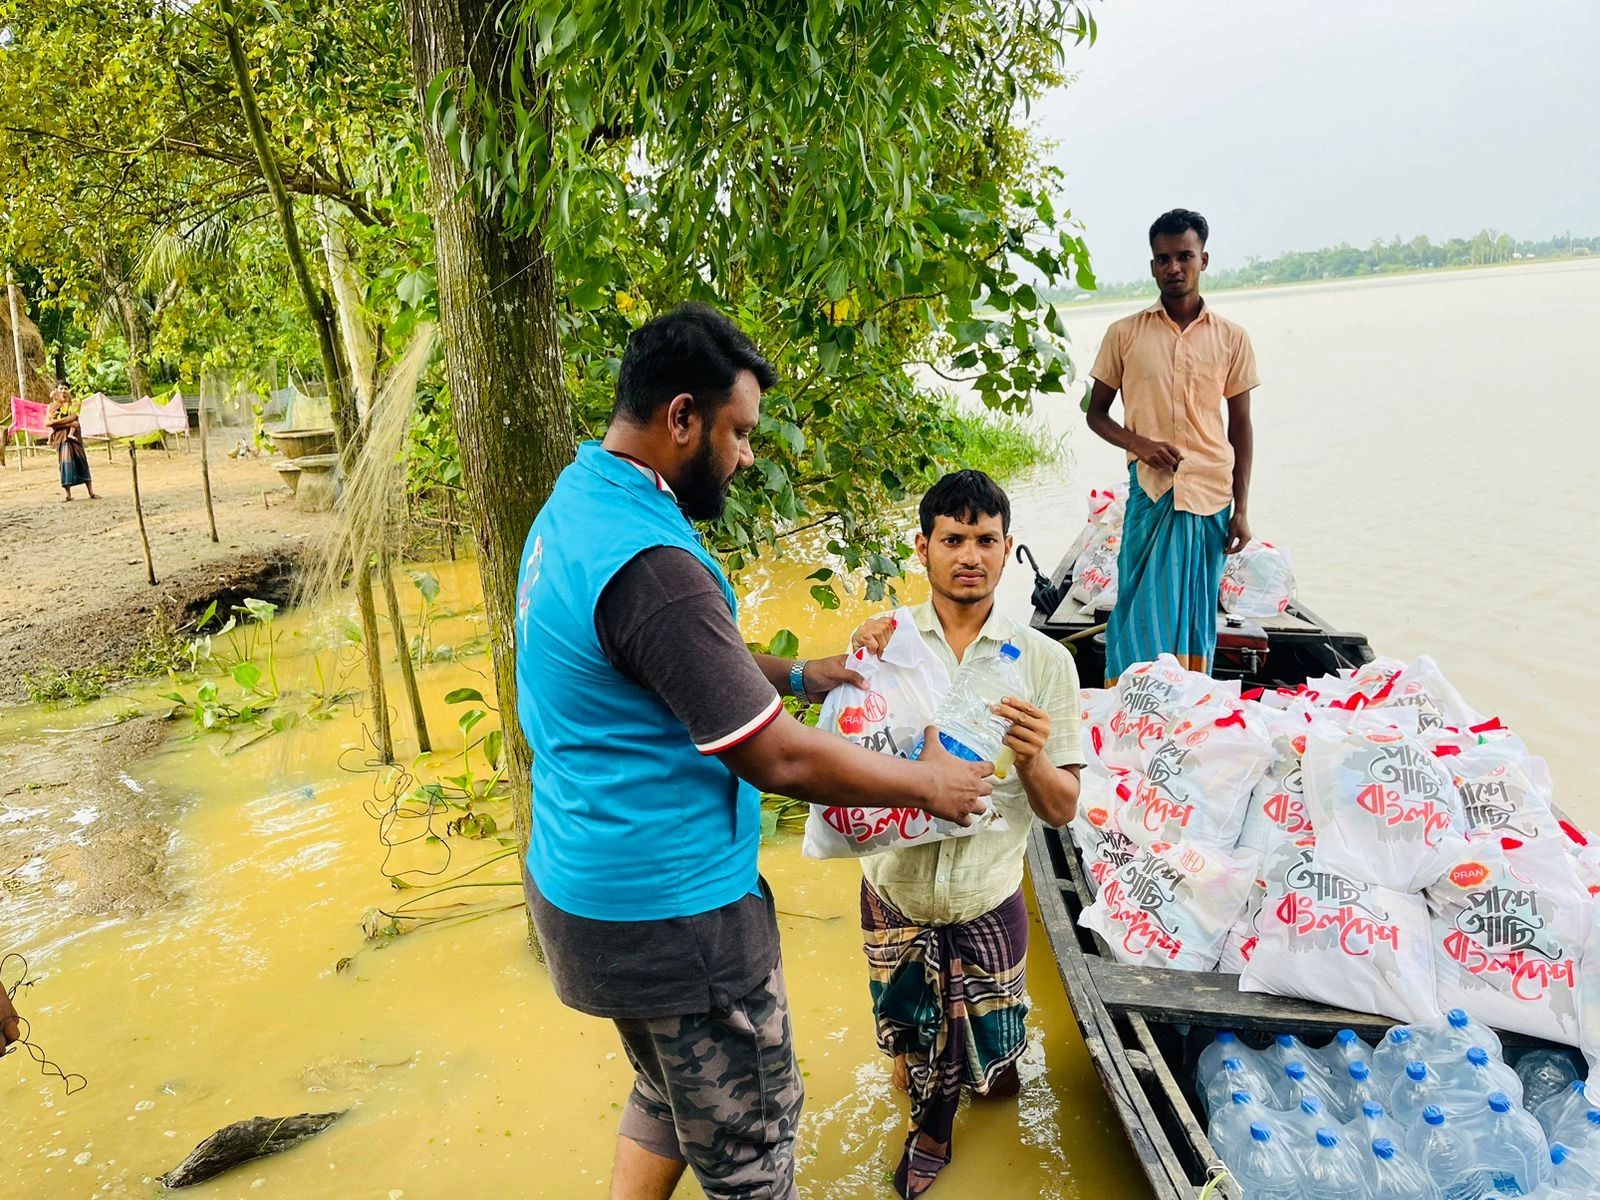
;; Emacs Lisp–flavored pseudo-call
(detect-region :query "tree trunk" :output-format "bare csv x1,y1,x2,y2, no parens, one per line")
403,0,574,909
317,201,377,424
117,292,152,400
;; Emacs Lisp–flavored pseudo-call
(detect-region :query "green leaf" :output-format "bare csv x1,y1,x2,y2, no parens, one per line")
484,729,504,769
458,708,486,738
809,584,840,611
445,687,486,705
408,570,441,604
768,629,800,659
231,661,263,691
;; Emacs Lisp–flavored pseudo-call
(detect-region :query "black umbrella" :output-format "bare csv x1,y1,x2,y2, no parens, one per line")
1015,543,1066,618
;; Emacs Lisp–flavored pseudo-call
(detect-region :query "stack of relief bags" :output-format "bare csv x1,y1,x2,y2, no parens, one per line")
1073,653,1600,1076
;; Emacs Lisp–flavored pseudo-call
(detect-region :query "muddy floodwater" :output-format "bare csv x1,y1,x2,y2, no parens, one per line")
4,258,1598,1199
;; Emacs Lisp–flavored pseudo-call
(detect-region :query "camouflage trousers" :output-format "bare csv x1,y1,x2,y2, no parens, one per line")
613,962,803,1200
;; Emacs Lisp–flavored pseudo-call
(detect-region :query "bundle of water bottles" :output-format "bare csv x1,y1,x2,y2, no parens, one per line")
1199,1011,1598,1198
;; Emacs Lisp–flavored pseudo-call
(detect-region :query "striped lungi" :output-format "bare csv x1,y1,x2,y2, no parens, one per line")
1104,462,1230,685
861,883,1029,1198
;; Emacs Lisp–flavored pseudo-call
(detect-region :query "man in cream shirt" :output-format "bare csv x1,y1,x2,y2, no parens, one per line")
847,469,1083,1198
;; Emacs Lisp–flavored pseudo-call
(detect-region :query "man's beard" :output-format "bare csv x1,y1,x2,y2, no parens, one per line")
677,430,734,521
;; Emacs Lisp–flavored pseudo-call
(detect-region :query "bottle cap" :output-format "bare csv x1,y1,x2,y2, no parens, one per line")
1362,1101,1385,1120
1373,1138,1396,1160
1350,1062,1370,1081
1585,1109,1600,1126
1489,1091,1512,1113
1216,1030,1238,1043
1000,642,1021,661
1406,1061,1427,1081
1276,1033,1295,1048
1388,1027,1412,1044
1448,1008,1470,1028
1316,1129,1339,1148
1301,1098,1321,1116
1336,1029,1358,1046
1423,1106,1445,1126
1250,1122,1272,1143
1552,1144,1570,1165
1466,1047,1489,1067
1222,1057,1243,1072
1286,1062,1307,1080
1231,1091,1253,1106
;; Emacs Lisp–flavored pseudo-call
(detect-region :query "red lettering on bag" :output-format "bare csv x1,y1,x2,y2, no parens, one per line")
1449,862,1492,888
838,707,866,735
1262,791,1313,834
1442,929,1577,1002
1354,784,1455,846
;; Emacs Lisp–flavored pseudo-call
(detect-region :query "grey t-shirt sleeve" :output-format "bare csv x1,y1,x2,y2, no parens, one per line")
595,546,782,753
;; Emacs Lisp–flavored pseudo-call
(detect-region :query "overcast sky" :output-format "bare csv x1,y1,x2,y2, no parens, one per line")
1036,0,1600,282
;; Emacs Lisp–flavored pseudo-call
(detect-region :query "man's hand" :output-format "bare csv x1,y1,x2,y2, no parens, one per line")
848,614,896,658
0,979,21,1055
801,655,867,703
1225,511,1252,557
915,725,994,826
995,697,1051,770
1131,436,1183,472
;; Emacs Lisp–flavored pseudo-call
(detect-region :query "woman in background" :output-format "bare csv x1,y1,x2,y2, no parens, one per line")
46,383,98,501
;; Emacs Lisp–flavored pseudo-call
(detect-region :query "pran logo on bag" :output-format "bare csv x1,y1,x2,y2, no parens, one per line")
837,707,866,736
1087,806,1111,828
1449,861,1492,888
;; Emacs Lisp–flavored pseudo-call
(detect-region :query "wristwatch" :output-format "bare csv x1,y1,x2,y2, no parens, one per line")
789,659,809,698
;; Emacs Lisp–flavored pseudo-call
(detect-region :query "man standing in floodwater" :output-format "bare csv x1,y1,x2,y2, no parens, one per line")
513,303,995,1200
1085,208,1259,684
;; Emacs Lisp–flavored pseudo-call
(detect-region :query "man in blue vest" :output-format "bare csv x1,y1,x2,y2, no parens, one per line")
515,303,995,1200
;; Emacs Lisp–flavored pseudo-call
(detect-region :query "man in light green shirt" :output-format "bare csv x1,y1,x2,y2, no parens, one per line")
848,470,1083,1196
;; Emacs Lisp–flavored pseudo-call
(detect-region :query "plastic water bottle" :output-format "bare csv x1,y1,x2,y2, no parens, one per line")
1281,1061,1342,1117
1317,1028,1375,1077
1210,1090,1276,1148
1198,1030,1258,1088
1389,1061,1451,1126
1405,1106,1490,1200
1349,1099,1407,1150
1263,1032,1336,1078
1548,1105,1600,1153
1286,1096,1334,1138
1533,1081,1593,1140
1441,1046,1525,1107
1214,1121,1307,1200
917,642,1024,776
1365,1137,1442,1200
1205,1056,1280,1116
1516,1050,1581,1113
1547,1143,1600,1194
1336,1060,1388,1122
1375,1027,1422,1085
1412,1009,1504,1061
1466,1091,1550,1196
1299,1127,1367,1199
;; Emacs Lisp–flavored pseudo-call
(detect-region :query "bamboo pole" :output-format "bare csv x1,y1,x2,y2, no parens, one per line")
197,390,219,542
128,443,157,585
6,268,25,472
354,561,394,763
380,544,431,753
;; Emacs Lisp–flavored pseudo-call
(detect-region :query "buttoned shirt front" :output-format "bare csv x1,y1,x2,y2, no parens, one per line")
859,601,1085,926
1090,300,1260,516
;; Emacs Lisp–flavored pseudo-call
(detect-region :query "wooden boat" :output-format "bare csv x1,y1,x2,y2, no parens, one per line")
1017,544,1567,1199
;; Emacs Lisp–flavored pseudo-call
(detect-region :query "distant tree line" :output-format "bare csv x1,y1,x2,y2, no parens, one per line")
1046,230,1599,302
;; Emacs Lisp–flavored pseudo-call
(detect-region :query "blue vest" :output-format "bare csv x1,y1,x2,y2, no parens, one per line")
514,441,762,921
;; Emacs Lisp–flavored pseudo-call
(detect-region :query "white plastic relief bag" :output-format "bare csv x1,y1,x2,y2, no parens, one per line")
1100,655,1223,772
1219,539,1297,618
1078,840,1261,971
1301,726,1468,892
1237,732,1314,859
1426,838,1591,1045
1579,900,1600,1075
1240,837,1440,1024
802,609,1008,859
1067,532,1121,609
1071,769,1139,896
1217,874,1268,975
1116,703,1273,850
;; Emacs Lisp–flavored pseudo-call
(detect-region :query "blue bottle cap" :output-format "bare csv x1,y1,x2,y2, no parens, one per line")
1276,1033,1295,1048
1250,1122,1273,1143
1552,1144,1569,1165
1336,1028,1359,1046
1222,1057,1244,1072
1301,1098,1321,1116
1466,1046,1489,1066
1350,1062,1370,1081
1488,1091,1512,1113
1316,1129,1339,1148
1406,1061,1427,1081
1362,1101,1385,1120
1373,1138,1396,1160
1448,1008,1470,1028
1423,1106,1445,1126
1231,1091,1254,1106
1389,1027,1411,1043
1586,1109,1600,1126
1216,1030,1238,1043
1572,1079,1589,1093
1286,1062,1307,1080
999,642,1021,661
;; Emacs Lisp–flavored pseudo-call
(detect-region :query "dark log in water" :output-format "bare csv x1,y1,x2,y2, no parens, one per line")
159,1110,345,1188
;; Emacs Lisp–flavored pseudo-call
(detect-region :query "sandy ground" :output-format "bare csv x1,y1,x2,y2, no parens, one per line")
0,431,329,701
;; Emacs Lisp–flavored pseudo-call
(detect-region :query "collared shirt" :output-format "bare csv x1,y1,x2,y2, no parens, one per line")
860,601,1085,926
1090,299,1260,516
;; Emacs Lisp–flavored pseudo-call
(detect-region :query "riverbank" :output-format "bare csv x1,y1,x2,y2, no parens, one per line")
0,438,325,702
